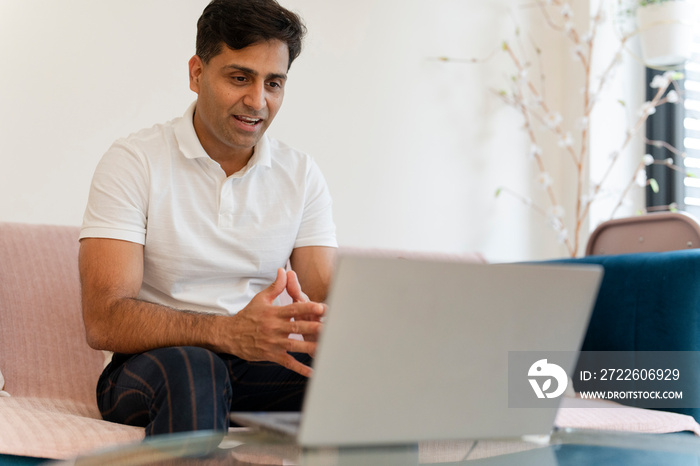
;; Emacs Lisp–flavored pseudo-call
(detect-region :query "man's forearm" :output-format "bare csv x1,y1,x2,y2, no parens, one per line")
84,297,227,354
80,237,231,355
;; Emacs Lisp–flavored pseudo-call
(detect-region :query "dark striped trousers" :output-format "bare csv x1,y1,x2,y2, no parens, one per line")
96,346,311,436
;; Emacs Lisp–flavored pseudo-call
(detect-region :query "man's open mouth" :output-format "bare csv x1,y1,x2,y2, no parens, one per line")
234,115,262,126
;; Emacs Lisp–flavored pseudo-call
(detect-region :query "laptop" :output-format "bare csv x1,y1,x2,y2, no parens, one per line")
231,254,603,447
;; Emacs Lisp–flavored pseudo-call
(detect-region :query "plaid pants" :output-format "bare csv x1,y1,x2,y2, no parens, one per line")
97,346,311,436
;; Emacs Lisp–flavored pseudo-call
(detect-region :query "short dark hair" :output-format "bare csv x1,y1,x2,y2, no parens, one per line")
196,0,306,69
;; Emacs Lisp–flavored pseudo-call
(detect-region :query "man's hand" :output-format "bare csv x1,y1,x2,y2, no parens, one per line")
226,268,325,377
285,270,323,343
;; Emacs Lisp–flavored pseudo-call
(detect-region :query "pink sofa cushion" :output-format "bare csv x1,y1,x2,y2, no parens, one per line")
0,223,104,404
0,397,143,459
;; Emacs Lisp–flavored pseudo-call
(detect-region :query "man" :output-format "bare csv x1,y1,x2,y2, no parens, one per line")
79,0,337,436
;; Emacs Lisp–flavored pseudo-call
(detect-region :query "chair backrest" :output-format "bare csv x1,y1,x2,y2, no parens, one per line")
0,223,104,405
586,212,700,256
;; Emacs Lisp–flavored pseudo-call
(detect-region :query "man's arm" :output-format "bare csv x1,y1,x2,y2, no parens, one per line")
289,246,337,303
79,238,325,377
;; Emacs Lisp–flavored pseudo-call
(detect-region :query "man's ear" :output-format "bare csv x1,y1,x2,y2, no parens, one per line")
188,55,203,94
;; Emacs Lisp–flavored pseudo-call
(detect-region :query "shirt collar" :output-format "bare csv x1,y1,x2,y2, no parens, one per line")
174,100,272,170
175,101,208,160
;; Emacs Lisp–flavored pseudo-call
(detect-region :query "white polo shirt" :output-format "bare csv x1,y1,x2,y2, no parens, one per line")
81,102,337,315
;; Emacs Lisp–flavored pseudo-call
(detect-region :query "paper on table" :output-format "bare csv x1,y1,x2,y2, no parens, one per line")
555,396,700,435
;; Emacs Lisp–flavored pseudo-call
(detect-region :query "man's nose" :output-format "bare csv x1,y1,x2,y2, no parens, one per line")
243,83,266,111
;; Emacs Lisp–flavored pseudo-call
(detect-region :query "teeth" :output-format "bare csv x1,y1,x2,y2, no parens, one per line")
237,116,260,125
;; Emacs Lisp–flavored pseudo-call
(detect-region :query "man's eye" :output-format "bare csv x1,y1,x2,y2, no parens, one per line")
268,81,282,89
231,76,247,83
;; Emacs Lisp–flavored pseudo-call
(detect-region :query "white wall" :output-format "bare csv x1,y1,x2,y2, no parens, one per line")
589,0,646,229
1,1,639,262
0,0,206,226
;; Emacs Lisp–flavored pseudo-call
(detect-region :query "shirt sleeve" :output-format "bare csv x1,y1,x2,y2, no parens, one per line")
80,140,150,245
294,158,338,249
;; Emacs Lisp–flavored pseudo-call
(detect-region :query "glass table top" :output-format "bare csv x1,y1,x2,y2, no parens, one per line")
46,427,700,466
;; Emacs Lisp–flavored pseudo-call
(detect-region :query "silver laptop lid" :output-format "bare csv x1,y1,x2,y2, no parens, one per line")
298,256,602,446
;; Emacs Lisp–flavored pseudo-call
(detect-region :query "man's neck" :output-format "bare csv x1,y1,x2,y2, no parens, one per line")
191,109,255,177
209,150,254,177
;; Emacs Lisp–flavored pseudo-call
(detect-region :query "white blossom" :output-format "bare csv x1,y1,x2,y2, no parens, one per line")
544,112,563,129
572,45,583,59
650,74,670,89
538,172,553,188
639,102,657,117
529,144,543,159
643,154,654,166
635,169,647,187
667,90,679,103
663,70,679,81
547,211,567,244
650,71,680,91
558,228,569,244
549,215,563,231
561,3,573,18
613,52,623,66
548,205,565,219
558,132,574,148
595,8,607,24
665,157,674,165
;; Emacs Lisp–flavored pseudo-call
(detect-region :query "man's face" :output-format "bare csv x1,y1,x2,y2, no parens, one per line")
189,40,289,160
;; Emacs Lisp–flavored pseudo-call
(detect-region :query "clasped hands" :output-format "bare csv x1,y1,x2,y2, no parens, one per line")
230,268,325,377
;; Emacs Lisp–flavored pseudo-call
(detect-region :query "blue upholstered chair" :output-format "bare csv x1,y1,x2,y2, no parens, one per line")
550,213,700,422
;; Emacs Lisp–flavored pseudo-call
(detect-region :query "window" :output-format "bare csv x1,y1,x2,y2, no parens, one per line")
682,45,700,214
647,38,700,216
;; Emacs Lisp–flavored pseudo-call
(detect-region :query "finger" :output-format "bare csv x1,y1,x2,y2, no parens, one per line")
286,319,322,339
294,314,323,323
259,268,288,302
286,270,309,303
279,302,326,320
292,307,325,322
299,334,318,343
276,353,314,378
283,336,317,355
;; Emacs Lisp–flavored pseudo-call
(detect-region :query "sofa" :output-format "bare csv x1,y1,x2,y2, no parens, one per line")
1,222,700,463
0,223,144,462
